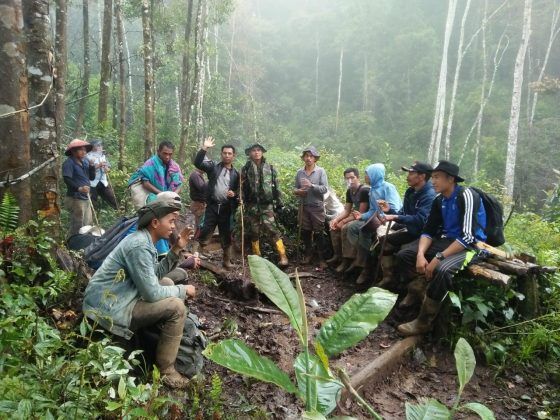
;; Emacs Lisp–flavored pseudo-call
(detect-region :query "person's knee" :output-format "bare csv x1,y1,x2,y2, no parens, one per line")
159,277,174,286
166,297,186,319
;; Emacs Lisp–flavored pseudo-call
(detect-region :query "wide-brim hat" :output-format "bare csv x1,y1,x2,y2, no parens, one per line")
401,161,433,174
301,146,320,159
432,160,465,182
65,139,92,156
245,143,267,156
137,199,182,229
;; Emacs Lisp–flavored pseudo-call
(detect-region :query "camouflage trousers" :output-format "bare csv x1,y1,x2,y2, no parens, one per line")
239,203,282,242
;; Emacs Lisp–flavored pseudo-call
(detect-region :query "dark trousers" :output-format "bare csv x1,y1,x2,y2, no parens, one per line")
395,237,469,301
386,229,417,248
198,202,233,249
91,183,117,209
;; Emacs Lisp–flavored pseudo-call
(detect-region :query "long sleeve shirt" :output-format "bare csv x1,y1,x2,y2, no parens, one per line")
387,181,436,237
62,157,96,199
295,165,328,207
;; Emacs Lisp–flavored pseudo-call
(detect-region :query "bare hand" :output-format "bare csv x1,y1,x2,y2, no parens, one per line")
425,258,440,281
416,254,429,275
329,220,338,230
226,190,235,198
175,227,193,250
377,199,389,213
384,214,398,222
79,186,90,193
185,285,196,298
203,136,215,150
192,256,201,269
294,189,307,197
300,178,312,188
351,210,361,220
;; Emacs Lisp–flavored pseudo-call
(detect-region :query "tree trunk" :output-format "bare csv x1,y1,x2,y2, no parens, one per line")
141,0,155,159
195,0,209,141
335,46,344,133
362,53,368,111
443,0,472,160
115,0,126,170
23,0,59,217
427,0,457,164
227,9,236,96
474,0,488,177
214,24,219,74
0,0,32,222
75,0,89,135
122,16,133,123
97,0,112,125
178,0,194,165
54,0,66,145
315,33,319,107
505,0,532,202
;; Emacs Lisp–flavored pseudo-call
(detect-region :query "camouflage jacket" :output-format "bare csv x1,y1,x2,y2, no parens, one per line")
241,159,281,205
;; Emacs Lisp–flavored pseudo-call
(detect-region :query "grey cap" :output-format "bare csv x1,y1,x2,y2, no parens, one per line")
302,146,320,159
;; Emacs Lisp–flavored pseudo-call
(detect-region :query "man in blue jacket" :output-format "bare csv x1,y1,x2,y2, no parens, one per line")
376,162,435,286
396,161,486,336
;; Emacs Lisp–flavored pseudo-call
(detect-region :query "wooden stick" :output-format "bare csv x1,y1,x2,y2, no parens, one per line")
245,306,282,315
467,264,511,286
475,242,512,259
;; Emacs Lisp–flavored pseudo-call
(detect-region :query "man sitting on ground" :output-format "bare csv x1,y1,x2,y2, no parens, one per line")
396,160,486,336
327,168,370,272
83,196,196,389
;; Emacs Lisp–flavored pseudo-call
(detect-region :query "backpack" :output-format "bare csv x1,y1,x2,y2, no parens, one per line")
467,187,505,247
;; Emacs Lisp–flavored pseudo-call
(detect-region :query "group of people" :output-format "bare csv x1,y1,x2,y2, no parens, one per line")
61,136,490,390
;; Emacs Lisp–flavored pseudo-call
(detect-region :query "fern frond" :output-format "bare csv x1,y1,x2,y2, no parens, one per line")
0,192,20,237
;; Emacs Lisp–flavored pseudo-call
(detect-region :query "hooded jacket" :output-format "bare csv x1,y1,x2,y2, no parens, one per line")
360,163,402,221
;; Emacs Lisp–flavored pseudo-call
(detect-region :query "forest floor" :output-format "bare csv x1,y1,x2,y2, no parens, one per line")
183,246,556,419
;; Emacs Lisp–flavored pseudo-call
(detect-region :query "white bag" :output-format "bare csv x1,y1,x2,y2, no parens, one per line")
129,179,150,210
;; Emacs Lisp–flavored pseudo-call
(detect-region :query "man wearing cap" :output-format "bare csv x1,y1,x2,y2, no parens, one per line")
396,160,486,336
194,136,239,269
62,139,96,237
375,162,436,287
241,143,288,267
83,197,196,389
86,140,117,209
294,146,329,265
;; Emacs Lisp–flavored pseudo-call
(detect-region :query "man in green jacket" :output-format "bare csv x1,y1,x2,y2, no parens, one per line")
83,197,196,389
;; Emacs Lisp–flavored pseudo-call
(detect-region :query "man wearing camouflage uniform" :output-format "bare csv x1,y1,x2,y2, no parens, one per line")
241,143,289,267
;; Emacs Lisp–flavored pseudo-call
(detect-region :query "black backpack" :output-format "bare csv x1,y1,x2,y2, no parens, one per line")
467,187,505,247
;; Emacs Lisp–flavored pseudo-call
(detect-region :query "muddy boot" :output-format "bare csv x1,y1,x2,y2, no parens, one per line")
335,258,352,274
326,253,341,265
222,246,233,270
301,230,313,264
251,240,261,256
275,239,289,267
399,276,428,308
375,255,394,286
162,268,188,285
356,254,374,285
397,296,442,337
156,332,190,389
345,246,367,274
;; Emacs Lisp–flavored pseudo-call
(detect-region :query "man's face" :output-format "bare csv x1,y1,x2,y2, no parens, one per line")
344,172,360,188
249,147,263,161
221,147,235,165
302,152,317,166
158,146,174,164
72,147,87,160
93,144,103,153
153,211,178,239
406,171,424,188
431,171,454,193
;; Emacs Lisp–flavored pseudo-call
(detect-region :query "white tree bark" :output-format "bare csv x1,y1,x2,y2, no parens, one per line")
505,0,532,202
427,0,458,164
315,33,319,107
362,53,368,111
214,24,219,74
335,46,344,133
228,9,236,96
122,14,133,116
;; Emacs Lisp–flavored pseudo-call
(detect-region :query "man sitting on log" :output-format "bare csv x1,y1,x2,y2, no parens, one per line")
396,160,487,336
83,196,196,389
327,168,370,272
375,161,435,287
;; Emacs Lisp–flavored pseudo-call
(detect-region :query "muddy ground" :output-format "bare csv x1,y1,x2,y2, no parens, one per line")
185,249,557,419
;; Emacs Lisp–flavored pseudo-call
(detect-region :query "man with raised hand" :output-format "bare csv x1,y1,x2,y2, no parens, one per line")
83,197,196,389
194,136,239,270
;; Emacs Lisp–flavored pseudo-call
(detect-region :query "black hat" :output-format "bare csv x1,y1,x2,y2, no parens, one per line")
301,146,320,159
401,161,433,174
432,160,465,182
244,143,267,156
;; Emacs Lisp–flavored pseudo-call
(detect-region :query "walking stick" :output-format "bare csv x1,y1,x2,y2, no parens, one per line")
87,191,101,231
239,177,246,278
296,201,303,262
105,170,122,212
374,220,393,282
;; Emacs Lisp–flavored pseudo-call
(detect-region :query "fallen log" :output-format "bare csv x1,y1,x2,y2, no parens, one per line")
198,259,257,301
467,264,511,286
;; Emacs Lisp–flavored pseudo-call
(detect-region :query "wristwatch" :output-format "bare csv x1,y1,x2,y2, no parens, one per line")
435,252,446,261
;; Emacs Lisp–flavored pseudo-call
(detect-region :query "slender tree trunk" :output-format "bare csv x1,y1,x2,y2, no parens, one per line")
315,33,319,107
228,9,236,96
122,17,133,122
362,53,368,111
335,46,344,133
187,0,203,142
97,0,112,125
214,24,219,74
195,0,209,141
0,0,32,222
23,0,59,216
427,0,457,164
115,0,126,169
474,0,488,177
54,0,67,145
149,0,156,143
443,0,472,160
141,0,155,158
505,0,532,202
178,0,194,164
75,0,89,135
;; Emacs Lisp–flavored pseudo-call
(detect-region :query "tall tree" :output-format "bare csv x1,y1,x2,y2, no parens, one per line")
23,0,59,216
0,0,32,222
54,0,66,145
141,0,155,158
178,0,195,165
505,0,532,202
335,46,344,133
97,0,112,125
115,0,126,169
75,0,90,134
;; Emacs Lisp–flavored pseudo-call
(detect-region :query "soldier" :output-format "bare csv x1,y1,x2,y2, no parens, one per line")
241,143,288,267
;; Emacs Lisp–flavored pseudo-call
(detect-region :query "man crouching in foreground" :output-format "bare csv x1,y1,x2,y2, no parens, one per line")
83,197,196,389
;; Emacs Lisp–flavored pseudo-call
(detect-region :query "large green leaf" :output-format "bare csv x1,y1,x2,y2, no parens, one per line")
405,399,451,420
454,338,476,396
248,255,304,342
316,287,397,357
203,339,298,395
294,353,343,415
461,402,496,420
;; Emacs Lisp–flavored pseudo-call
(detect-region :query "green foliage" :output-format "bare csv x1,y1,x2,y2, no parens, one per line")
204,255,396,416
0,191,19,239
405,338,495,420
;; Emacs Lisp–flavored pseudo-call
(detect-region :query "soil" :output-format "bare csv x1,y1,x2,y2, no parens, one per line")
185,250,557,419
